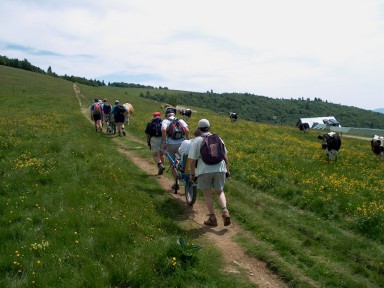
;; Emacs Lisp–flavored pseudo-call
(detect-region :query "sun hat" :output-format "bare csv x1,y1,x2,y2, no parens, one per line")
165,107,176,115
198,119,210,128
153,112,161,117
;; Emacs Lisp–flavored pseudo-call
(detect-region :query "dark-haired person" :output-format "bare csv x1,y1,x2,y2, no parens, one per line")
111,100,126,136
188,119,231,227
145,112,165,175
90,98,103,133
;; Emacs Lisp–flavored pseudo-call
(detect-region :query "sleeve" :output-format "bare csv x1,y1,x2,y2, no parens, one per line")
145,123,150,134
188,139,199,160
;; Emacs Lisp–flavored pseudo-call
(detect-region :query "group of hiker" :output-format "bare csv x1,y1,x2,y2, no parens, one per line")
145,106,231,227
90,99,231,227
89,98,127,136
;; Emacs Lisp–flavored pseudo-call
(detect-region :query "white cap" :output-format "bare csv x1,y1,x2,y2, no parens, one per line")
198,119,210,128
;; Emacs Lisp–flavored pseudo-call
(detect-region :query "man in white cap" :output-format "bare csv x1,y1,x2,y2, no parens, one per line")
161,107,190,190
188,118,231,227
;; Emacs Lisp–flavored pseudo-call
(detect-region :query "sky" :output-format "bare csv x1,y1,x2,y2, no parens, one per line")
1,0,383,111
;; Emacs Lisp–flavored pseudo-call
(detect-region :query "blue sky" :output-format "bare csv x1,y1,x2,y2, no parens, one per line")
1,0,383,110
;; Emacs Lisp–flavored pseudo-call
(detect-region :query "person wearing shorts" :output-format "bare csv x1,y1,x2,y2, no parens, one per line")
90,98,103,133
188,118,231,227
161,107,190,190
145,112,165,175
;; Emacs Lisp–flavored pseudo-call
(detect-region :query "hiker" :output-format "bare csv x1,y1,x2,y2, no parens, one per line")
145,112,165,175
178,129,202,158
177,128,202,174
90,98,103,133
102,98,112,133
111,100,127,136
161,106,190,190
188,118,231,227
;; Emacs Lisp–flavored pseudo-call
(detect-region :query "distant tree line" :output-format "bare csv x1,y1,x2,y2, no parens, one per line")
140,91,384,129
0,55,158,89
108,82,168,90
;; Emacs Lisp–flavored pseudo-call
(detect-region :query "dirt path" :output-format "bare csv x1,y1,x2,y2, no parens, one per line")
76,86,286,287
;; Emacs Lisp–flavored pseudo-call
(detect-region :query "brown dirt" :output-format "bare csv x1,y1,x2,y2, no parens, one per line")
77,87,287,287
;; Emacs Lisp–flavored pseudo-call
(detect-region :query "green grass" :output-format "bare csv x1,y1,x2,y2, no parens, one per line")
2,64,384,287
0,66,254,287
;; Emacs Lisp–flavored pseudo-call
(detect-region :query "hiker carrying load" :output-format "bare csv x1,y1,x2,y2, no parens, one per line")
161,107,190,190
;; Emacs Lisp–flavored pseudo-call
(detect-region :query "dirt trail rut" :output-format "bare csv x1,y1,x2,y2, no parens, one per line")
76,86,286,287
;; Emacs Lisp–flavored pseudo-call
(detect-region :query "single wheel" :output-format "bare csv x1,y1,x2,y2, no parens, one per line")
185,178,197,206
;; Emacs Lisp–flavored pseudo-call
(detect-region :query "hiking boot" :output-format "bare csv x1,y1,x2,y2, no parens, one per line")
122,130,126,136
204,217,218,227
158,164,165,175
171,183,180,190
222,211,231,226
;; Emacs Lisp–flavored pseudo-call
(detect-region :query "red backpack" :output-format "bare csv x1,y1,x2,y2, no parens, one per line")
166,118,185,140
92,103,102,116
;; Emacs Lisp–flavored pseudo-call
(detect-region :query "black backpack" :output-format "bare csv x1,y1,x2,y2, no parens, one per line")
148,118,163,137
200,134,225,165
117,105,126,114
103,102,111,114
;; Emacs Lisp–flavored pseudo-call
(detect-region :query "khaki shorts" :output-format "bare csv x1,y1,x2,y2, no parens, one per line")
166,144,181,162
197,172,226,191
150,137,162,152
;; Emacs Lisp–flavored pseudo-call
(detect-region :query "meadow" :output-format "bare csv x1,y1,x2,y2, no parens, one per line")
1,65,384,287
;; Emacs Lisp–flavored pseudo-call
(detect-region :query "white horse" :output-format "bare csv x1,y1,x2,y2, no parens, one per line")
123,103,134,125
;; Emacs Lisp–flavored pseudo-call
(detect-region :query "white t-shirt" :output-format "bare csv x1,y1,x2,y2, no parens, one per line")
188,132,227,176
178,139,192,156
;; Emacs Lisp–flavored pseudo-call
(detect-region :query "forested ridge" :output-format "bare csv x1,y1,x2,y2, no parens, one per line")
141,91,384,129
2,54,383,129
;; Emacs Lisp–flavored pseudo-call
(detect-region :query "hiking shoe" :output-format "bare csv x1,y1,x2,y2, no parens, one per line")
122,130,126,136
222,211,231,226
171,183,180,190
204,217,218,227
158,164,165,175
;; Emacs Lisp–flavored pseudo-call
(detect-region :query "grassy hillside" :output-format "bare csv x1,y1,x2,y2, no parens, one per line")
2,65,384,287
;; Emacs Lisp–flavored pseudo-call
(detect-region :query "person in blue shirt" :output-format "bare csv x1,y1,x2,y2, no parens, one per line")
111,100,127,136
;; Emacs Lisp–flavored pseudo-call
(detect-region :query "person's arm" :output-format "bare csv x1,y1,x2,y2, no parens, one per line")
161,121,167,148
185,127,190,140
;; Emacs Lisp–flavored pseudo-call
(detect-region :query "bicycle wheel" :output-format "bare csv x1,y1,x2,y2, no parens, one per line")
174,176,179,195
184,177,197,206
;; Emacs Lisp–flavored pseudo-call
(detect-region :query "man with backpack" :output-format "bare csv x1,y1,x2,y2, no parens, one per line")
111,100,127,136
145,112,165,175
161,107,190,190
90,98,103,133
188,118,231,227
102,98,112,133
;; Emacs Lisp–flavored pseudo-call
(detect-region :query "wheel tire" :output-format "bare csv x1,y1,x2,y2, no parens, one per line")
174,177,179,195
185,180,197,206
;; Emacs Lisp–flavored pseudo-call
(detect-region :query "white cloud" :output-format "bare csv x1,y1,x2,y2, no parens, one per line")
1,0,383,110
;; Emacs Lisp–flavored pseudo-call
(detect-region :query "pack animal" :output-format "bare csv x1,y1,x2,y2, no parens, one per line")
122,103,134,125
371,135,384,156
318,132,341,162
299,123,310,132
229,112,237,123
180,109,192,119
